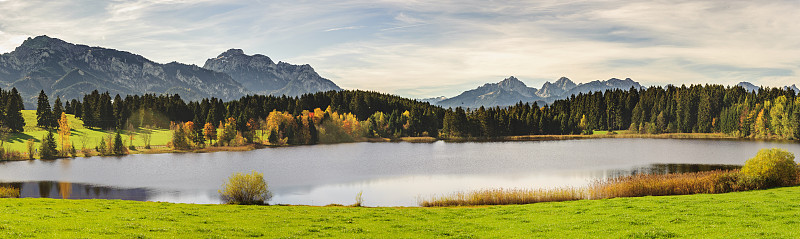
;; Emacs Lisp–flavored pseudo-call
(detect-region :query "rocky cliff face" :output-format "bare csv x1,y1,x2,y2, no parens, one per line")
0,35,245,106
203,49,341,96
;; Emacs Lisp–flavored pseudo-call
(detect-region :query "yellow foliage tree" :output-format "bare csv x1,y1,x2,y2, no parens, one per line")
217,118,238,146
265,110,296,145
57,112,71,156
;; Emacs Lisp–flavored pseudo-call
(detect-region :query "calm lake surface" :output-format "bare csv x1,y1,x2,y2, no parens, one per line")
1,138,798,206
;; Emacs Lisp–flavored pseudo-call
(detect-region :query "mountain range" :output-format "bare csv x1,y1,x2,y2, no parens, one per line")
737,81,799,94
0,35,341,107
436,76,642,109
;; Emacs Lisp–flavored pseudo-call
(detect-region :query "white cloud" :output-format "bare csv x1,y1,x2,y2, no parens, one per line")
324,26,365,32
0,0,798,98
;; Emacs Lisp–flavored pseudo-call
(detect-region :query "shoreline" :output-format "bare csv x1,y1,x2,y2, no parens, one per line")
1,132,794,162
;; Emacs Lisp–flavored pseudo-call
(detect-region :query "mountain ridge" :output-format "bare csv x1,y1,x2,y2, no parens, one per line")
0,35,342,106
436,76,642,109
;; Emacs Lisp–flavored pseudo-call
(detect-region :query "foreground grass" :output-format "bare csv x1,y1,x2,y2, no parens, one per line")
1,186,799,238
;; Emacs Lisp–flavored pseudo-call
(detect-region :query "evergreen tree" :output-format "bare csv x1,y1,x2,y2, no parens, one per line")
4,88,25,133
696,93,712,133
97,137,107,156
36,90,53,129
52,97,63,129
113,94,125,129
39,130,58,159
171,124,190,150
113,132,126,155
307,116,318,144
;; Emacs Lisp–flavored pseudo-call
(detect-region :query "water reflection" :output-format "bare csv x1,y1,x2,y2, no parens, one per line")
0,163,743,205
1,181,149,200
0,138,797,206
603,163,741,179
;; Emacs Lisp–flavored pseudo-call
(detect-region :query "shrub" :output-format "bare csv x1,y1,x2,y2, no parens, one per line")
351,191,364,207
219,171,273,205
26,139,34,160
741,148,798,187
97,137,108,156
0,148,25,161
0,186,19,198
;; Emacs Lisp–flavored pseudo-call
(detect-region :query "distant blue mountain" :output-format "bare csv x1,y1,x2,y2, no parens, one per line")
435,76,642,109
736,82,760,93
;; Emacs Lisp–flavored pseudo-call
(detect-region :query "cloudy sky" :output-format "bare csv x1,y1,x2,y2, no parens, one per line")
0,0,798,98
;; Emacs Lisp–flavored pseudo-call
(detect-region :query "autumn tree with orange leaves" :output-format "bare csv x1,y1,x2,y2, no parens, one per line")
203,122,216,145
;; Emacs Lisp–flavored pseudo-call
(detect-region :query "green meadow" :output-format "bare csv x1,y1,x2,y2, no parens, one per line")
2,110,172,154
0,186,798,238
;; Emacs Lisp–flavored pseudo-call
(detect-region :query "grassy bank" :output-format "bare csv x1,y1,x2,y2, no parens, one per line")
2,110,172,155
0,186,798,237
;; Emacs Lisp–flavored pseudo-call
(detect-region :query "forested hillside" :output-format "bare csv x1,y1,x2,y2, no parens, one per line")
49,84,799,147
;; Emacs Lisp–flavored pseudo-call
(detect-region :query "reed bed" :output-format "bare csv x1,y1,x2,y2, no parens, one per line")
420,169,785,207
587,170,758,199
418,187,584,207
0,186,20,198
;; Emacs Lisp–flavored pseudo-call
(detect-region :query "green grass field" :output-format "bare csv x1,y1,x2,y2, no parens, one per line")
0,186,798,238
2,110,172,153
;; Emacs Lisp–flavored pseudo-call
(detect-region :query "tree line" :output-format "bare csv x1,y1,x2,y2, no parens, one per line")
33,84,800,147
441,85,800,140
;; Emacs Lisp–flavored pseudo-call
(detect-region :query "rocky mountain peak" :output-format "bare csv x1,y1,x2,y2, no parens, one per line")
222,48,245,56
203,50,340,96
210,49,274,66
497,76,528,90
536,77,576,98
553,77,577,89
19,35,63,49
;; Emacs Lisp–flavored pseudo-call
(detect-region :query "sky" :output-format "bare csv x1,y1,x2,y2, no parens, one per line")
0,0,798,98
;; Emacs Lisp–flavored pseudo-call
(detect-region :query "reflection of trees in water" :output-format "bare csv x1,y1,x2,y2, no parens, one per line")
58,182,71,199
12,181,149,201
606,164,741,179
38,181,53,198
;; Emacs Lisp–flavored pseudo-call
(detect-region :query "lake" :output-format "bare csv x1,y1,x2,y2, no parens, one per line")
1,138,798,206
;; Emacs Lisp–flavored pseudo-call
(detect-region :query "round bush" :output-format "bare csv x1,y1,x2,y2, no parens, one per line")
741,148,798,187
219,171,273,205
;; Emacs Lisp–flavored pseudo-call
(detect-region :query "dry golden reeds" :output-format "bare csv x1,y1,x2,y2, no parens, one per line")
418,187,584,207
420,169,780,207
0,186,20,198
